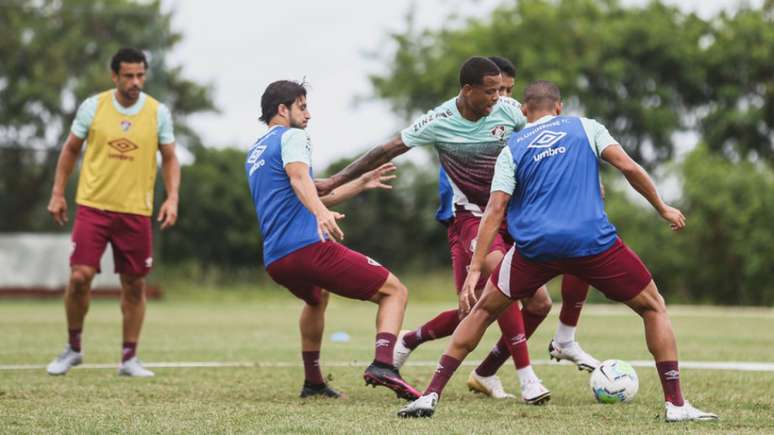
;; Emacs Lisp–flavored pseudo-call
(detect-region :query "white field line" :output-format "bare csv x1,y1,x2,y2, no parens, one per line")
3,359,774,372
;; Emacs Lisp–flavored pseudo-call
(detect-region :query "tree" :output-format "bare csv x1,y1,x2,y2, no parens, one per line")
0,0,215,231
370,0,773,168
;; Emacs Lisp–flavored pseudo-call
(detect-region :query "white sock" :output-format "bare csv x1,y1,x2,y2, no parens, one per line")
517,365,539,385
554,321,576,344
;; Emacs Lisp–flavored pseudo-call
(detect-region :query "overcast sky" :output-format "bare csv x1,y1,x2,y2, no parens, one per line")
164,0,761,168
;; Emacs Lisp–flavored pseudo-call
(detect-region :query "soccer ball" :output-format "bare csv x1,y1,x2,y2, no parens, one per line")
589,359,639,403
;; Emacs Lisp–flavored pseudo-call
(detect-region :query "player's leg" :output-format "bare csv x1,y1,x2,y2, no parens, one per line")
48,206,109,376
548,274,600,371
111,211,154,377
395,222,468,366
578,239,717,422
520,286,552,338
398,282,512,417
298,290,342,398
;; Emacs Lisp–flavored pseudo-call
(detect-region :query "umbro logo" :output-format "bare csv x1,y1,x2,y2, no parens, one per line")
527,130,567,148
664,369,680,380
108,138,139,153
375,339,391,348
367,257,382,267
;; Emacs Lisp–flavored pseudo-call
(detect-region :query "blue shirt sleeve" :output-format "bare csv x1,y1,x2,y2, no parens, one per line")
70,95,98,139
157,103,175,144
491,147,517,194
281,128,312,167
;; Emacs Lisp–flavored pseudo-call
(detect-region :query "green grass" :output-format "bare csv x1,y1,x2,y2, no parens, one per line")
1,286,773,434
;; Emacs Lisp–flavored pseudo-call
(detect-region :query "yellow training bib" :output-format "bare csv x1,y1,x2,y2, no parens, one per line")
76,91,160,216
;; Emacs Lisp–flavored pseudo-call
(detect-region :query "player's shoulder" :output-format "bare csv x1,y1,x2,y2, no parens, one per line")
497,96,522,110
577,116,607,130
281,127,310,145
407,97,456,133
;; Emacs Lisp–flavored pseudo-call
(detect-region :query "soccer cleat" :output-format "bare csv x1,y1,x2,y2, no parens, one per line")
397,392,438,418
665,400,719,422
467,370,516,399
117,357,155,377
393,330,413,370
548,339,601,372
520,378,551,405
300,381,344,399
363,362,421,401
46,345,83,376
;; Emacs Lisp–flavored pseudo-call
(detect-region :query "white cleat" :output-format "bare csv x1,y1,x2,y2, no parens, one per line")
665,400,719,422
548,339,600,372
467,371,516,399
521,378,551,405
393,330,414,370
397,392,438,418
118,357,155,377
46,345,83,376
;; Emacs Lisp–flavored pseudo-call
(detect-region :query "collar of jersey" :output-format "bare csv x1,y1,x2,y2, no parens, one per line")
110,90,147,116
525,114,556,128
449,97,489,125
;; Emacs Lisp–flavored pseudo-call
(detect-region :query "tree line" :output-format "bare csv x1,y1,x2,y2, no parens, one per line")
1,0,772,304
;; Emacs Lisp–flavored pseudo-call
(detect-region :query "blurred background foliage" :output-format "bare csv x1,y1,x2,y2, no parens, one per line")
1,0,772,304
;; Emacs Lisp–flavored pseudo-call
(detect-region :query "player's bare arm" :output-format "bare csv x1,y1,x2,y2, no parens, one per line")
315,137,409,195
460,191,511,315
320,163,397,207
286,161,345,241
158,143,180,230
601,144,685,231
47,133,85,226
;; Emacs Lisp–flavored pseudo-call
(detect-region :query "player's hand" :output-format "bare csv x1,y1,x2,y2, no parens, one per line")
361,163,397,191
315,178,335,196
316,208,345,242
459,268,481,317
157,198,178,230
48,195,67,225
659,205,686,231
47,194,68,226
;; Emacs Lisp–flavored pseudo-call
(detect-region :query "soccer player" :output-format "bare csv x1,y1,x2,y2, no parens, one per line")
398,80,718,422
491,55,598,370
431,56,598,388
318,57,566,403
45,48,180,377
245,80,421,400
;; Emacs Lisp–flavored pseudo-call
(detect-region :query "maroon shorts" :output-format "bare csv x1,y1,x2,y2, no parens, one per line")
70,205,153,276
491,238,652,302
448,211,511,292
266,241,390,306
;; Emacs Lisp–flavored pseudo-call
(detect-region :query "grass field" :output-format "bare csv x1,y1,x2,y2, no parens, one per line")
1,284,773,434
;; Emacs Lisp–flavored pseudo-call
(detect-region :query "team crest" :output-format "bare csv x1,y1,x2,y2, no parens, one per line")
120,120,132,132
490,125,506,140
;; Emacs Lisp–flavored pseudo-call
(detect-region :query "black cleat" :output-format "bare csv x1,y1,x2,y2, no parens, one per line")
299,381,344,399
363,361,421,401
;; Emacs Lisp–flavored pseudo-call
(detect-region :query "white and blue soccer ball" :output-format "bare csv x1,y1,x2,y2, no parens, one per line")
589,359,639,403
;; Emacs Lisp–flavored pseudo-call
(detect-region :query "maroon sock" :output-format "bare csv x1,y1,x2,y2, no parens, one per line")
121,342,137,362
402,309,460,350
475,336,509,377
559,274,590,326
302,351,324,385
68,328,82,352
497,302,530,369
374,332,397,366
656,361,684,406
522,306,547,339
425,354,462,397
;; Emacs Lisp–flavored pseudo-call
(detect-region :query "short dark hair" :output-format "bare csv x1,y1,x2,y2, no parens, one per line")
110,48,148,74
459,56,501,88
524,80,561,110
259,80,308,124
488,56,516,78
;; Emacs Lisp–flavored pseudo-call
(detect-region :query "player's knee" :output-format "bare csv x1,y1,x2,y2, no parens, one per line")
524,287,552,317
69,268,95,293
627,281,666,316
319,290,330,307
120,276,145,304
378,274,408,304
